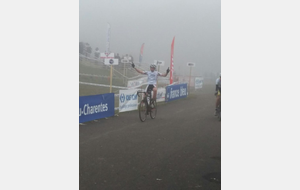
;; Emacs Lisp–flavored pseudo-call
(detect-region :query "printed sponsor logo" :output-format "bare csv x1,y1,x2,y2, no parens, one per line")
125,93,138,101
166,84,187,102
79,103,108,117
120,93,137,103
195,78,202,84
180,86,187,96
170,88,180,99
120,93,125,103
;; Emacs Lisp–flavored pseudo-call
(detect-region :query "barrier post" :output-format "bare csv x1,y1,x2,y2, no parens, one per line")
110,65,113,93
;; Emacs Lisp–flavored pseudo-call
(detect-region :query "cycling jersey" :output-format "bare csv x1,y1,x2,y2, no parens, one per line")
143,71,162,85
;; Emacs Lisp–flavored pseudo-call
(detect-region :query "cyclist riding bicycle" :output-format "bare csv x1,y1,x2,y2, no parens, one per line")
214,73,221,116
131,62,169,102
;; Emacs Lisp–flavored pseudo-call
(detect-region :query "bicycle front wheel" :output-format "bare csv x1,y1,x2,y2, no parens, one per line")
139,100,147,122
150,100,157,119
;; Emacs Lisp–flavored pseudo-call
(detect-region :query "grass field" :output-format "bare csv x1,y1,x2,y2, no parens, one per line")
79,58,134,96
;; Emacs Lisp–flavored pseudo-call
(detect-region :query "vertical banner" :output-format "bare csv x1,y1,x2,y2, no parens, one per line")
195,77,203,89
165,83,188,102
170,37,175,84
79,93,115,123
139,43,145,63
106,23,111,53
119,89,139,112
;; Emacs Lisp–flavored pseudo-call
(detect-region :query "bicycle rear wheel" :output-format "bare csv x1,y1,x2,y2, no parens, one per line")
150,100,157,119
139,100,147,122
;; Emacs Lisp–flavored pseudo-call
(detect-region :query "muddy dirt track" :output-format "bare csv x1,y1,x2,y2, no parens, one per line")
80,81,221,190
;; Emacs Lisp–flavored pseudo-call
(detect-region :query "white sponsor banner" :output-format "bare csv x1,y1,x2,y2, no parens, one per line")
121,56,132,63
121,59,129,63
195,77,203,89
154,60,165,66
104,58,119,65
100,53,114,59
156,88,166,102
119,89,138,112
187,62,195,67
127,77,148,88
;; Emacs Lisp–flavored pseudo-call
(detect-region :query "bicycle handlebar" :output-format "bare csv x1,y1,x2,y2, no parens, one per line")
137,91,146,97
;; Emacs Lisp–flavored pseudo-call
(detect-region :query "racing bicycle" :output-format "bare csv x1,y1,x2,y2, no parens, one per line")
137,89,157,122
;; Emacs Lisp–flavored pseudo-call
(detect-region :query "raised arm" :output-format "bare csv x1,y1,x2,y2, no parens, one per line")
131,62,145,74
160,67,170,77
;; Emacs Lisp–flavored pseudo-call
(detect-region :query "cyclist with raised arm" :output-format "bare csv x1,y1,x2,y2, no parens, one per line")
131,62,169,102
214,73,221,116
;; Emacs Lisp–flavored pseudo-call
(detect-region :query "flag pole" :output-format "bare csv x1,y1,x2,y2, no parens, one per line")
170,37,175,85
110,65,113,93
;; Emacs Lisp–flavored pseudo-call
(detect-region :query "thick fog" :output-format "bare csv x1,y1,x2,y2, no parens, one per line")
79,0,220,77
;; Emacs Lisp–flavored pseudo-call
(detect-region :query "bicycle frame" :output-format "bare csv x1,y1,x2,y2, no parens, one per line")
137,90,152,111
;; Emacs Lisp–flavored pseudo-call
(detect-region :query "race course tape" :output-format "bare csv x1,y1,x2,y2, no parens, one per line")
80,73,124,80
80,73,111,78
79,81,128,89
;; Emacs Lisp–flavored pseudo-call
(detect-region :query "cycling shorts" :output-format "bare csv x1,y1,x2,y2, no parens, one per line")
145,84,156,93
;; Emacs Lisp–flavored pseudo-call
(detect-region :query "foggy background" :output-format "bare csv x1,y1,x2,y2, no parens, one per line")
79,0,221,77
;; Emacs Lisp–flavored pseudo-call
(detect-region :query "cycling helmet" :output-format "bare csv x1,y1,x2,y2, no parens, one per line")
150,64,156,69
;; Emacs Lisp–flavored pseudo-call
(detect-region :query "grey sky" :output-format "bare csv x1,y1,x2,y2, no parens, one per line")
79,0,220,76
